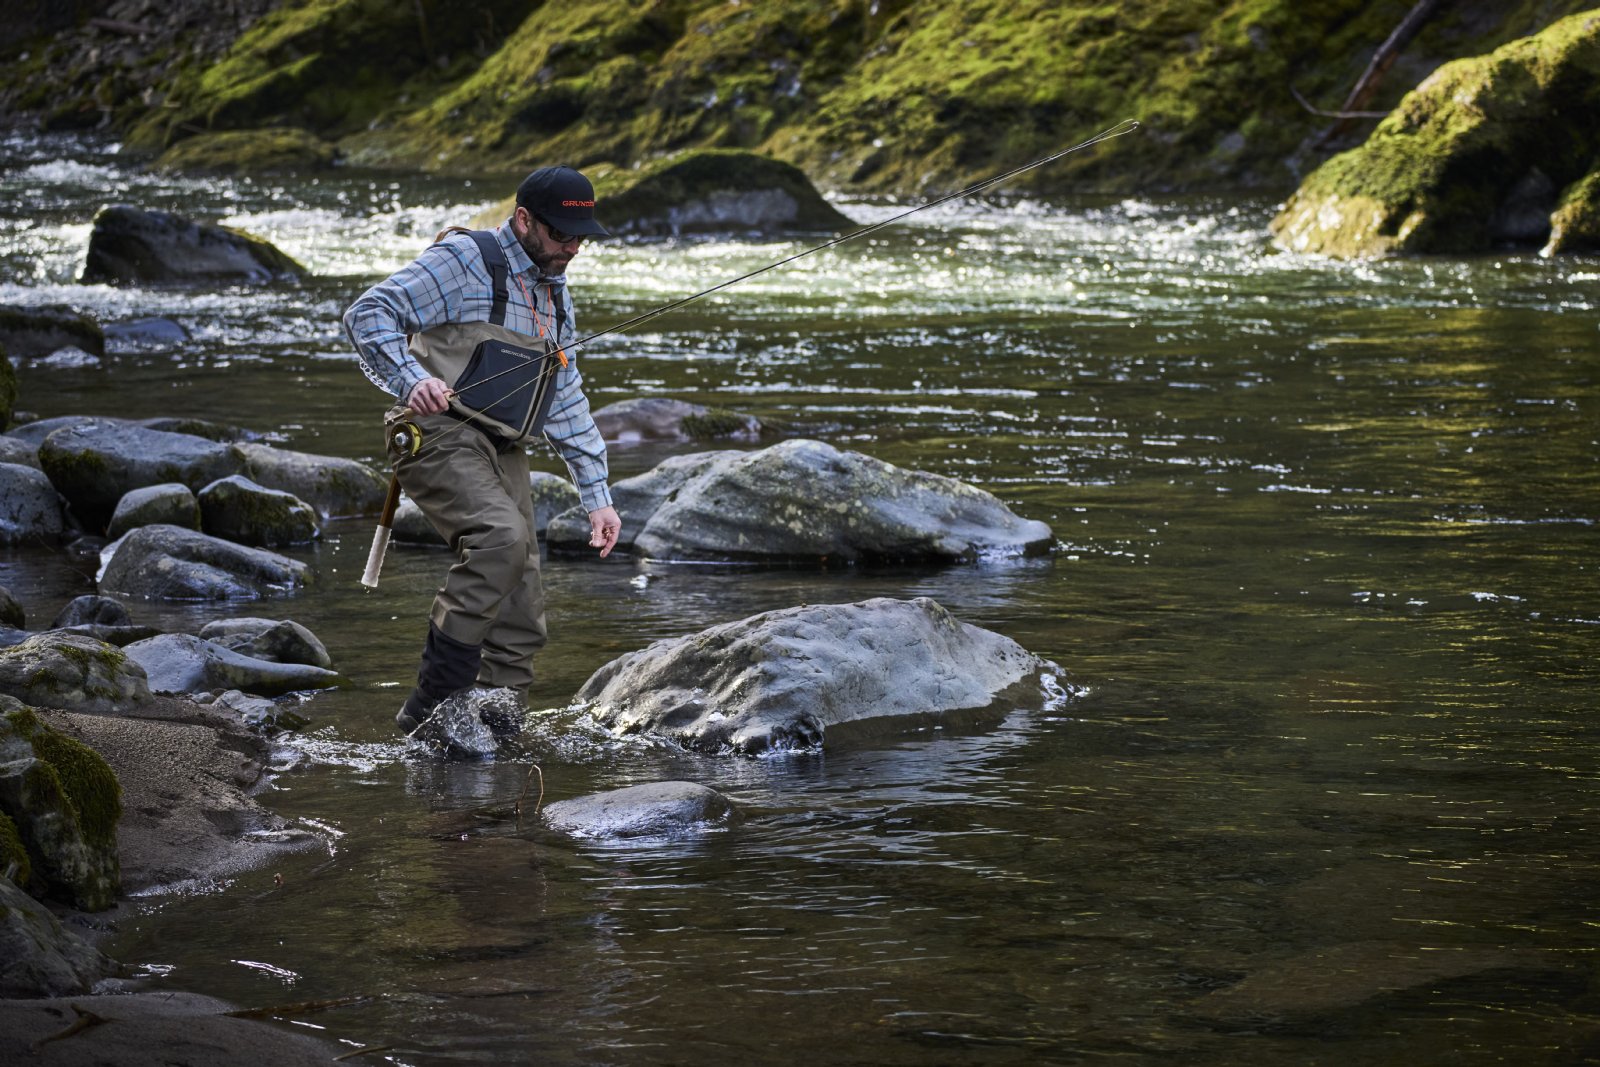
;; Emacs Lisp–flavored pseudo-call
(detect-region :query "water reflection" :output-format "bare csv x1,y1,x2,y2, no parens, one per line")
2,131,1598,1065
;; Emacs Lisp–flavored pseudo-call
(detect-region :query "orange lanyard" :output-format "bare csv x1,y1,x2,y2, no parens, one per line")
514,275,569,368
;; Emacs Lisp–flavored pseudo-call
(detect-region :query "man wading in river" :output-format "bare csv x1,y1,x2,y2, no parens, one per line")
344,165,622,735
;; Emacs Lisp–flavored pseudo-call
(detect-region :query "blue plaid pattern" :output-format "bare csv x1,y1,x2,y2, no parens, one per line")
343,222,612,512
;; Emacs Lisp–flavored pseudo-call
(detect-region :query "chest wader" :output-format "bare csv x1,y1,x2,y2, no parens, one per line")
391,231,558,735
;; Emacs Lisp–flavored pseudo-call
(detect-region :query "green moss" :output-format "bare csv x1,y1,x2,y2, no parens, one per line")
154,126,338,174
0,809,30,886
1544,167,1600,253
4,707,122,853
1272,9,1600,255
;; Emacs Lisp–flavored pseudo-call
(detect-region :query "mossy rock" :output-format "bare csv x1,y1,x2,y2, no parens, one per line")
1272,10,1600,257
0,705,121,910
1543,169,1600,254
153,127,339,174
0,633,152,714
0,809,29,886
0,344,15,434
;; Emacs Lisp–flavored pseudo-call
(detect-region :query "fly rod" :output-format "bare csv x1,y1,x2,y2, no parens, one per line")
362,118,1141,587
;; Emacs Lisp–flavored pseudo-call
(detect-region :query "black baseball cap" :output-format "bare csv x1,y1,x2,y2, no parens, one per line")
515,165,609,237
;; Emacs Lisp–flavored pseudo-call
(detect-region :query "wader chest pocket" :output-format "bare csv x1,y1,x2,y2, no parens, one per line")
453,338,560,437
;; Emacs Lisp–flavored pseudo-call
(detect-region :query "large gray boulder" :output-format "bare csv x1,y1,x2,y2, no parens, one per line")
551,440,1052,563
197,617,332,669
0,462,65,545
123,634,342,697
198,474,318,547
548,451,738,552
80,203,307,286
592,398,762,444
0,633,152,713
3,414,121,449
0,874,115,996
0,703,121,910
99,524,310,601
106,482,201,538
230,441,386,518
576,596,1054,754
543,782,736,838
38,422,242,532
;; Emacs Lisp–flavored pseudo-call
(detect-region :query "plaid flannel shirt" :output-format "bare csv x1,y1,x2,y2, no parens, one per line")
343,221,612,512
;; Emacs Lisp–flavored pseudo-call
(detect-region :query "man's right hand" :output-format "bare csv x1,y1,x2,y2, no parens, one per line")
406,377,453,416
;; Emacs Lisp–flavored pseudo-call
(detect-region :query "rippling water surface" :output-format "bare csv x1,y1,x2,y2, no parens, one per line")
2,131,1598,1065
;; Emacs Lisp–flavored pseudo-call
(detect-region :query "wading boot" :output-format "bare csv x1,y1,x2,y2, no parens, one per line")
396,624,482,737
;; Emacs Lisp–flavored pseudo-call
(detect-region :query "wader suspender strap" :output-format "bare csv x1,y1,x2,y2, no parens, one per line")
468,230,509,327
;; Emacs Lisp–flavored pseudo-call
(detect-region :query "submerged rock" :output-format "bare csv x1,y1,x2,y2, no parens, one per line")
407,687,524,759
0,633,152,714
123,633,342,697
38,422,241,532
107,482,202,538
1272,11,1600,257
0,704,121,910
198,474,319,547
0,461,66,545
598,150,854,236
103,316,189,347
553,439,1052,563
99,524,310,600
543,781,736,838
231,441,387,518
80,203,307,285
197,617,332,669
592,397,763,444
576,596,1054,754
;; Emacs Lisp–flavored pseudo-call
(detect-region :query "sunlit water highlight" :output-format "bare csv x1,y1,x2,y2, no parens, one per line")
1,133,1597,1065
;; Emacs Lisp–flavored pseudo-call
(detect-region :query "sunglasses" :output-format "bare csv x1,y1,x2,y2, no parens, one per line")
535,214,585,245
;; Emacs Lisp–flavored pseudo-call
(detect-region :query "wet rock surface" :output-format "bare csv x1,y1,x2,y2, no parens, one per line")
0,874,114,997
106,482,202,539
124,633,342,697
407,687,526,759
0,304,105,360
0,991,348,1066
198,474,319,547
547,451,739,553
577,596,1054,754
38,422,241,532
0,703,121,911
543,781,737,838
197,617,332,669
230,441,386,518
0,633,152,714
555,440,1052,563
80,203,307,286
99,524,310,600
0,462,66,545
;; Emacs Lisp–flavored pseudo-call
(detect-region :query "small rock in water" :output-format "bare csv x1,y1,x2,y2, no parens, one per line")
408,687,525,759
542,781,736,839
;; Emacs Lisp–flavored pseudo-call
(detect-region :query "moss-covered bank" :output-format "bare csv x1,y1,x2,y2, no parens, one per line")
4,0,1597,195
1272,9,1600,256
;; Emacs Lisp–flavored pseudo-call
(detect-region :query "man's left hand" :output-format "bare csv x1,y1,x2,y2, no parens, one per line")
588,506,621,558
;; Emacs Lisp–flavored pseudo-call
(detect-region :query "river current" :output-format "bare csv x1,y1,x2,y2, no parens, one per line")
1,130,1597,1065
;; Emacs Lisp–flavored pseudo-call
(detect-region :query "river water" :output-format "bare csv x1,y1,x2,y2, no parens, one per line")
2,131,1597,1065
